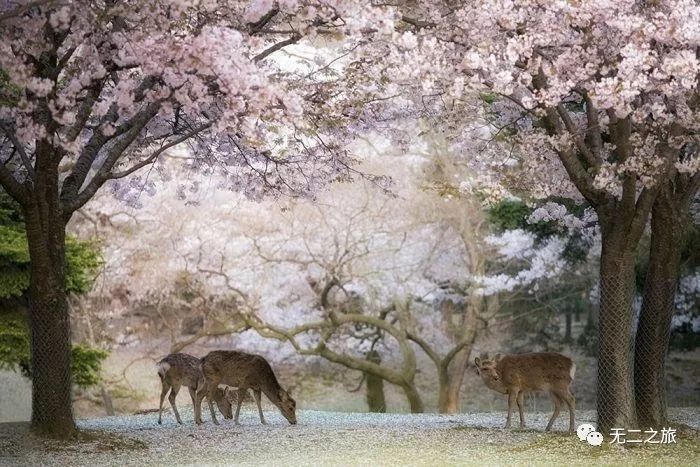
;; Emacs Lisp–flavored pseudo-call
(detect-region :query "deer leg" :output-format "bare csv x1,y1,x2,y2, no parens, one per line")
225,400,233,420
546,392,562,432
188,386,198,423
158,382,170,425
188,386,196,407
206,382,220,425
234,388,245,425
194,381,206,425
224,388,235,419
253,389,266,425
169,385,183,424
505,391,516,429
560,388,576,432
516,390,525,429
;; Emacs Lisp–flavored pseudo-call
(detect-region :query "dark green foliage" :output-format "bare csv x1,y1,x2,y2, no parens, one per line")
480,93,497,104
0,190,106,385
0,313,108,387
0,191,102,298
488,198,597,267
669,323,700,352
71,344,109,387
486,198,598,353
669,223,700,351
0,68,21,108
577,317,598,357
487,200,531,231
561,233,591,265
0,312,30,374
0,192,30,297
487,198,580,240
65,236,103,294
681,223,700,270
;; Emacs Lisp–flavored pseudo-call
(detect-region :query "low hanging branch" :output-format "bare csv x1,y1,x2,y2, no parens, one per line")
238,287,420,395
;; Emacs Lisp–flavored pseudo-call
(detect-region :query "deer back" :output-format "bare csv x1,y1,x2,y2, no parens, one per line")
201,350,282,394
157,352,202,389
498,352,574,391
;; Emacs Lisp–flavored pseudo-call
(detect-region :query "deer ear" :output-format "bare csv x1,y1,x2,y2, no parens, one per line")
494,353,503,362
474,357,481,367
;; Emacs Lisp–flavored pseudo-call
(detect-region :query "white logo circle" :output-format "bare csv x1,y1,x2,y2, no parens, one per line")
576,423,596,441
586,431,604,446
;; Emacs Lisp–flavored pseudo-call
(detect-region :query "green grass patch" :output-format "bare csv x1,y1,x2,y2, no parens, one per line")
505,428,700,466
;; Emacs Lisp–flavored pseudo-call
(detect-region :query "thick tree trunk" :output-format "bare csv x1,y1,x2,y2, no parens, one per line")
400,382,424,413
596,226,639,433
634,194,686,429
437,366,450,413
439,345,474,414
23,167,76,438
365,350,386,413
438,299,481,414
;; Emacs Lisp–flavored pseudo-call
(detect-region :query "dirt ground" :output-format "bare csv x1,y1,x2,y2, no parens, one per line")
1,408,698,466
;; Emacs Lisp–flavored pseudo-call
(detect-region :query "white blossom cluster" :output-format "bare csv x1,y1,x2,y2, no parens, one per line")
473,230,566,296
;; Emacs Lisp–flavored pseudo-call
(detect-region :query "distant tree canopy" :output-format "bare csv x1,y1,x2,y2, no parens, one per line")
0,191,106,387
487,197,700,354
487,198,588,240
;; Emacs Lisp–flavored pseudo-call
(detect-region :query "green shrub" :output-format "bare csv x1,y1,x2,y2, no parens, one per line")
71,344,109,387
0,313,108,387
0,191,106,385
0,191,102,298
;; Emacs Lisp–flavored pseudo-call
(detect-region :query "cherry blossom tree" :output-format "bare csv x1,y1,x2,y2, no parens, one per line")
381,0,700,431
0,0,392,436
5,0,697,436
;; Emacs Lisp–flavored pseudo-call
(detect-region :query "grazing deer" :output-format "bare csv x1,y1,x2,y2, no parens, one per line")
156,352,236,424
474,352,576,432
195,350,297,426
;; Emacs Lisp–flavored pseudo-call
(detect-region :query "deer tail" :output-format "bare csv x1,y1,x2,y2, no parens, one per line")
569,361,576,381
156,360,170,381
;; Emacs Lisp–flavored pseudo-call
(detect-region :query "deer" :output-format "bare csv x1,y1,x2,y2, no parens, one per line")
474,352,576,432
156,352,237,425
195,350,297,426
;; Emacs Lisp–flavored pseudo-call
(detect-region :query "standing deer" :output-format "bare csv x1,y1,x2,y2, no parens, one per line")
156,352,236,425
474,352,576,432
195,350,297,426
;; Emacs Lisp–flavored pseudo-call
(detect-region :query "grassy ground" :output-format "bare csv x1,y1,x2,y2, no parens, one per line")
1,408,698,466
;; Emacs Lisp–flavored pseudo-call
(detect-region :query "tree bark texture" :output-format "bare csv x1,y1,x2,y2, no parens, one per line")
23,161,76,438
634,189,689,428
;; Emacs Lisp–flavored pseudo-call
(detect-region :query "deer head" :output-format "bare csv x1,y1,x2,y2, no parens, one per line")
474,353,506,393
214,387,235,419
277,388,297,425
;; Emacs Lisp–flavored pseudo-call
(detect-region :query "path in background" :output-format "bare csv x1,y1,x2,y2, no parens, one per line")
0,371,30,422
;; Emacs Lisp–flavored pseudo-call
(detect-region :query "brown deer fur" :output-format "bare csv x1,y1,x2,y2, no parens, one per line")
195,350,297,425
156,352,235,424
474,352,576,432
